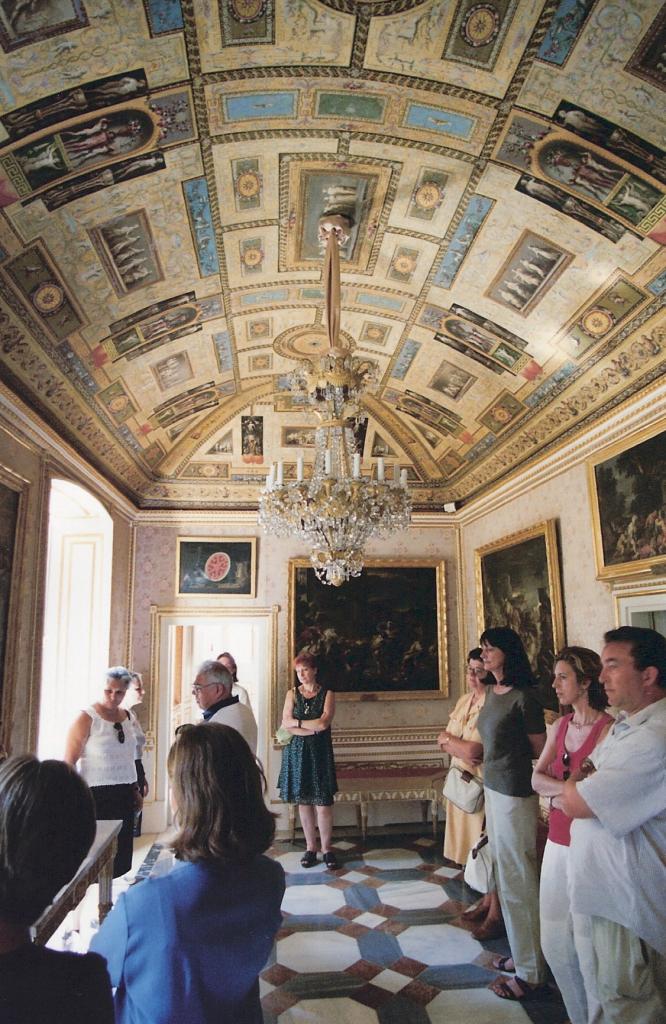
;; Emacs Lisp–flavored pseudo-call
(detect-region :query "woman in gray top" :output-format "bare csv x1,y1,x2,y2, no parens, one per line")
476,627,547,1002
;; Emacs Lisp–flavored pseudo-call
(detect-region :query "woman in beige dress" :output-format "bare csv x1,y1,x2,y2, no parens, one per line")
437,647,490,865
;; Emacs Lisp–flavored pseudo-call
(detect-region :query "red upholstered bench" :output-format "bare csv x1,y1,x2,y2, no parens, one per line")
288,760,446,843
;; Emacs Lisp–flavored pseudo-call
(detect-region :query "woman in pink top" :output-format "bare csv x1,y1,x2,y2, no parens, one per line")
532,647,612,1024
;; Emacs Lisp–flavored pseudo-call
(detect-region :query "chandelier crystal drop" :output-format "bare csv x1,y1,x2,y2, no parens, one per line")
258,214,412,586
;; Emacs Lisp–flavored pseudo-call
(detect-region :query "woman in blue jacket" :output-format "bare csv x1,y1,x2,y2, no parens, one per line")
92,723,285,1024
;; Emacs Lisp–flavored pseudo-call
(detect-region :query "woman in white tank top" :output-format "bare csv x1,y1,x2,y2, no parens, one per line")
65,667,140,877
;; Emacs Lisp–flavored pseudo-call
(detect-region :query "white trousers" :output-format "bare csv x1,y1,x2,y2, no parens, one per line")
575,914,666,1024
540,839,600,1024
484,787,546,985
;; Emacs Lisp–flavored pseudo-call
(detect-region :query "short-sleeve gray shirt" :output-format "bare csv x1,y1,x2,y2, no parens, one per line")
477,686,545,797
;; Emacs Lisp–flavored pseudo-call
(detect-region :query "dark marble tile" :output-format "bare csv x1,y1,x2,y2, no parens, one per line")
389,955,427,978
377,993,432,1023
345,958,384,981
352,983,394,1009
400,979,440,1005
345,884,382,910
282,970,363,998
357,929,404,967
420,962,494,988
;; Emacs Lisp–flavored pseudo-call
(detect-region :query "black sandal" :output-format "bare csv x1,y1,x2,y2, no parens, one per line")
323,851,339,869
300,850,318,868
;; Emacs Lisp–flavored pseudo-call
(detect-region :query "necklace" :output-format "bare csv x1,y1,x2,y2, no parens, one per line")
570,715,599,730
300,685,320,715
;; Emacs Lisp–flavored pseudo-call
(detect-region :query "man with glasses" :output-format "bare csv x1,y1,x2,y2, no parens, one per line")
192,660,257,755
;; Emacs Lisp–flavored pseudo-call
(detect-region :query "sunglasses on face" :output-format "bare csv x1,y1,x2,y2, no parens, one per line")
113,722,125,744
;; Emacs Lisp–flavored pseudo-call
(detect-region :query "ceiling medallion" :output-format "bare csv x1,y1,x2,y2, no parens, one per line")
242,246,263,268
461,4,500,48
235,169,261,198
31,281,64,314
259,212,412,587
580,308,615,337
392,252,417,275
228,0,265,23
414,181,443,210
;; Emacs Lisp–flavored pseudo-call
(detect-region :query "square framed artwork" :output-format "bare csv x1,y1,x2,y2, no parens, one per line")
176,538,256,597
587,426,666,579
288,557,448,701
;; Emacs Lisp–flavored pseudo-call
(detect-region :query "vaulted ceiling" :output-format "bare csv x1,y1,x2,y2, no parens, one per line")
0,0,664,510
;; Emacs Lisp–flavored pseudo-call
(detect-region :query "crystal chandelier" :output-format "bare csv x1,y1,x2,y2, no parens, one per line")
258,213,412,586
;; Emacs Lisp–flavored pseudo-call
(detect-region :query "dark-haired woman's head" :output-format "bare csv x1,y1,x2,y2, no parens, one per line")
466,647,492,690
0,756,96,926
168,723,275,864
480,626,535,687
553,646,607,711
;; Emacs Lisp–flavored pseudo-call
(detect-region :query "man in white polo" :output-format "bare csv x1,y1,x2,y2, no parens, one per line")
560,625,666,1023
192,660,258,756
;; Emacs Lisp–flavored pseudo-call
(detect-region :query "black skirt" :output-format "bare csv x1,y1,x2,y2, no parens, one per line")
89,783,135,877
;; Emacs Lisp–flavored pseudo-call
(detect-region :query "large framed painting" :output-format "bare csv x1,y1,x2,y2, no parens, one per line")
475,521,565,710
588,427,666,579
176,538,256,597
0,474,23,746
288,558,448,701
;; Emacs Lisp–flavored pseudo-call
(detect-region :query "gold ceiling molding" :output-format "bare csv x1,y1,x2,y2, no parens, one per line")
157,378,275,477
361,393,441,480
458,375,666,527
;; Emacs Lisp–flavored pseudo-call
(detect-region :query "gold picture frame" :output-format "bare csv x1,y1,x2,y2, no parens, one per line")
288,557,448,702
475,520,565,707
587,425,666,580
176,537,257,598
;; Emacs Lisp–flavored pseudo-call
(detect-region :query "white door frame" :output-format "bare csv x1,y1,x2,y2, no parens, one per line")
144,604,279,833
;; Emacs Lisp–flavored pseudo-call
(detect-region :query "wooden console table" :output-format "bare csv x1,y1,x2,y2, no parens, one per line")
31,820,121,945
288,762,446,843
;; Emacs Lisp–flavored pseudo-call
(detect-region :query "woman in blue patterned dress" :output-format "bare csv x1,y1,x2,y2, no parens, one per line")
278,650,338,869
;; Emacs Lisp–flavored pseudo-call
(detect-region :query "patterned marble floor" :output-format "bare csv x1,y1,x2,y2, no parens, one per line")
262,833,568,1024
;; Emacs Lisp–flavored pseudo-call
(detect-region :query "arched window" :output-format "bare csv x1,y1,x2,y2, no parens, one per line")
37,479,113,760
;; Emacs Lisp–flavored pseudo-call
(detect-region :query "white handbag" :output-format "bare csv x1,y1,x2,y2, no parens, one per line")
442,765,484,814
464,832,493,893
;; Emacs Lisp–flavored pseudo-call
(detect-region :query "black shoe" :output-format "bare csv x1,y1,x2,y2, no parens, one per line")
300,850,318,868
323,851,339,870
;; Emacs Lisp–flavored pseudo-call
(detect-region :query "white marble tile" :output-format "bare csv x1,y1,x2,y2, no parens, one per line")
277,930,361,972
414,837,437,847
432,865,461,879
274,851,329,874
259,978,275,997
333,840,356,850
279,997,379,1023
379,879,446,910
341,870,369,883
353,911,387,928
282,883,346,916
426,986,531,1022
371,968,412,993
362,848,424,870
397,923,482,966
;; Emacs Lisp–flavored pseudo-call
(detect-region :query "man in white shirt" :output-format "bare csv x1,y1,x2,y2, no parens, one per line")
560,626,666,1023
192,660,258,755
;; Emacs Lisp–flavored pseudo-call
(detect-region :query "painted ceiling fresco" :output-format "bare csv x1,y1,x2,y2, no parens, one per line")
0,0,664,510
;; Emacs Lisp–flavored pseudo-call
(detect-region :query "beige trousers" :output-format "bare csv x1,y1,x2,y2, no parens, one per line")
484,787,547,985
577,915,666,1024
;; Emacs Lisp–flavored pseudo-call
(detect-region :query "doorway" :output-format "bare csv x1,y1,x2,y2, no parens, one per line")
37,479,113,760
145,605,278,833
